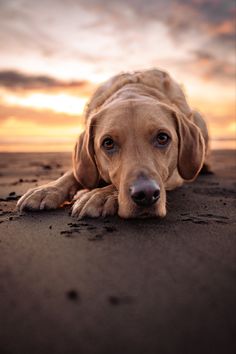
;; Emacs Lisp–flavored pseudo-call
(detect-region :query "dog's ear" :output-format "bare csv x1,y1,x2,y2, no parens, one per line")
173,111,205,181
73,116,99,188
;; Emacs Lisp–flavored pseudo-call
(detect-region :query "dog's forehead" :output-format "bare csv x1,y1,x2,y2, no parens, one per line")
97,99,173,131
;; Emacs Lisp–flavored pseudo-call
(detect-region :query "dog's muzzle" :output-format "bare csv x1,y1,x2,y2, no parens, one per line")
129,175,160,207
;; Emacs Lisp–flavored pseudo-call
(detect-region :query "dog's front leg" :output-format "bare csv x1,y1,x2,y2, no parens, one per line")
17,171,79,211
71,184,118,219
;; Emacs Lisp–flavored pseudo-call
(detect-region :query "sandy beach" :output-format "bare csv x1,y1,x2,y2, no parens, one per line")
0,150,235,354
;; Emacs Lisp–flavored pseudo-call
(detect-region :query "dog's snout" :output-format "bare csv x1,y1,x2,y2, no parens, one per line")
129,177,160,207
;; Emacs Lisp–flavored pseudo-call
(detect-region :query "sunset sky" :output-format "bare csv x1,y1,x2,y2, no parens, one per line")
0,0,235,151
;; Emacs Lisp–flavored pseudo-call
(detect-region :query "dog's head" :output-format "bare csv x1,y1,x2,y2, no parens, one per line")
73,98,205,218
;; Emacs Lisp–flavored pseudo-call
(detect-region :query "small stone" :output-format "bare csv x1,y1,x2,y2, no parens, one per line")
60,230,73,236
107,295,133,305
88,234,103,241
42,164,52,170
108,296,120,305
104,226,117,233
66,290,79,301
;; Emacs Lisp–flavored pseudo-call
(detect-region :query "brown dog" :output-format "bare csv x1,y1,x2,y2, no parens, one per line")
17,69,209,219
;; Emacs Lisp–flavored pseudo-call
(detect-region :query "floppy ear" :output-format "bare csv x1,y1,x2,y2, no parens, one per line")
73,117,99,189
173,111,205,181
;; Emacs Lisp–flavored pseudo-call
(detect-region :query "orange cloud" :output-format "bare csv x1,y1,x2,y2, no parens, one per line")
208,20,235,35
0,103,84,126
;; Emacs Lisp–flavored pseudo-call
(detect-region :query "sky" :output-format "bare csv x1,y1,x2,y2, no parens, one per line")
0,0,235,151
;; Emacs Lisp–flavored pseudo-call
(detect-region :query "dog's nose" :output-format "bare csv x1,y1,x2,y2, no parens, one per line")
129,177,160,207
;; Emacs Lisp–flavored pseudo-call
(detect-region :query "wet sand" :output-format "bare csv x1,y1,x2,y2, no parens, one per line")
0,150,235,354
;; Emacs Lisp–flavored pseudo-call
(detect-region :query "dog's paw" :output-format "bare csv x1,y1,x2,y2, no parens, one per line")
71,186,118,219
17,185,65,212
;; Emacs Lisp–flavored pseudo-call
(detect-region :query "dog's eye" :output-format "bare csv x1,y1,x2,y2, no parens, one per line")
155,132,170,147
102,138,115,150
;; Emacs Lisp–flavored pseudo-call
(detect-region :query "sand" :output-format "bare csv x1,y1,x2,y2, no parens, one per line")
0,150,235,354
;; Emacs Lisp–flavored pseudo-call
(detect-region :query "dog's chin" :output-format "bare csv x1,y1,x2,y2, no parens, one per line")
133,210,157,219
118,202,165,219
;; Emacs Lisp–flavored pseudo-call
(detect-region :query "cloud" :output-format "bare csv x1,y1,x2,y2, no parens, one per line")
0,70,96,94
80,0,236,45
0,102,84,127
1,0,235,58
0,70,87,90
0,1,235,92
190,49,236,82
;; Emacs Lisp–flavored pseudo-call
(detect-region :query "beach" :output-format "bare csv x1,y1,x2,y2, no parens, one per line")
0,150,235,354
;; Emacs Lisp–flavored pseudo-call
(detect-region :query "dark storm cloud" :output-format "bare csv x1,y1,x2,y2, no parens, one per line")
0,70,93,92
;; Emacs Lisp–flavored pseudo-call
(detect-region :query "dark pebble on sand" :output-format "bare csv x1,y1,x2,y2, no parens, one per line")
42,164,52,170
9,192,16,196
108,295,133,306
70,229,80,233
194,220,208,224
1,194,20,201
88,234,103,241
86,226,97,230
60,230,73,236
66,290,79,301
104,226,117,233
108,296,120,305
49,225,52,229
69,222,89,227
68,222,80,228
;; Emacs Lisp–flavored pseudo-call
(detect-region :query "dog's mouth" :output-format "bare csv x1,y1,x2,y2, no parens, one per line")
118,177,166,219
132,204,157,218
118,199,160,219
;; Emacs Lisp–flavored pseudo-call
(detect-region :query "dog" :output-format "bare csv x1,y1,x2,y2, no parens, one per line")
17,69,209,219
